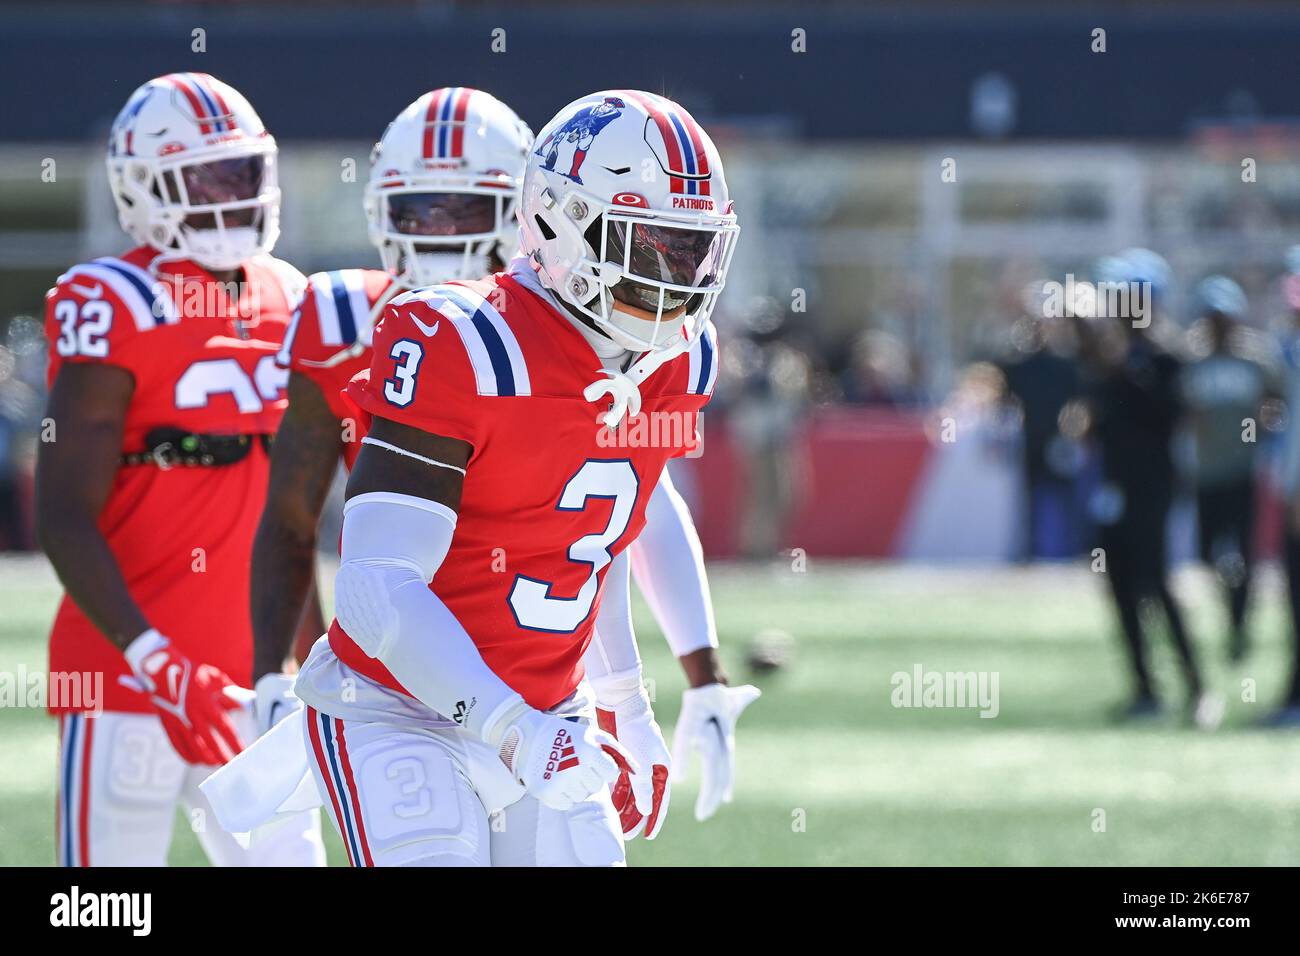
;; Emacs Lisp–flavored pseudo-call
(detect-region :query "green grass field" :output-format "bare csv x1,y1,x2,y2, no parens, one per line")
3,554,1300,866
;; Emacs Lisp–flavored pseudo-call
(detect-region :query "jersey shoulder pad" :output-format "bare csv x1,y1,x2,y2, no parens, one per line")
683,318,720,397
46,256,181,364
278,268,397,369
389,279,533,398
347,285,497,447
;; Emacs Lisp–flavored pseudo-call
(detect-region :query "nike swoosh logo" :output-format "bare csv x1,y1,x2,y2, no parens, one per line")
69,282,103,298
412,317,440,337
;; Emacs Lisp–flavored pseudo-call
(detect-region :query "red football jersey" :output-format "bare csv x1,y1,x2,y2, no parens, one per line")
45,246,303,713
276,268,400,469
331,269,719,710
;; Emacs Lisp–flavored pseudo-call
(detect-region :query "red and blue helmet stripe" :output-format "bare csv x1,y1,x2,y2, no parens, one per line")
622,91,712,197
422,87,475,160
163,72,238,135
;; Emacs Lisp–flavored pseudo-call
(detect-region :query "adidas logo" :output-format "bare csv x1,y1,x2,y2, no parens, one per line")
541,728,580,779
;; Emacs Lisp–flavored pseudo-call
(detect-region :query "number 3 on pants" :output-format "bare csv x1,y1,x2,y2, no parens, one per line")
509,459,639,633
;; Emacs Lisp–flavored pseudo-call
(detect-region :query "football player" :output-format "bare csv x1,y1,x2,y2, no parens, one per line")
251,88,757,845
286,90,741,865
37,73,324,866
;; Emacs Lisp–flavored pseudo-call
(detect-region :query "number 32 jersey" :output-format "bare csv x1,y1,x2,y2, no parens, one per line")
333,264,719,710
44,245,303,712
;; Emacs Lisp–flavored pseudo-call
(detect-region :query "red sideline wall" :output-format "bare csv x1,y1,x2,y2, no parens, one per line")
688,407,933,558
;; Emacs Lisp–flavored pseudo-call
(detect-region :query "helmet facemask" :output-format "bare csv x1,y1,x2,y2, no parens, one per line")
367,176,518,289
110,142,280,272
562,198,738,353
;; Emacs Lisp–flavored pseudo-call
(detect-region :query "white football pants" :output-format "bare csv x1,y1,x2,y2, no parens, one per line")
56,709,325,867
304,704,625,867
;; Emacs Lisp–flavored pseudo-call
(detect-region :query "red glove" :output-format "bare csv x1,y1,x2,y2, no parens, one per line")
597,694,671,841
123,630,245,766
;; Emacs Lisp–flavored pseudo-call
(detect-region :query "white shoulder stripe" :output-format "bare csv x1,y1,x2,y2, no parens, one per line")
92,257,180,325
310,273,344,346
687,320,719,396
62,264,162,331
703,322,720,395
401,285,531,397
443,285,531,397
276,296,305,368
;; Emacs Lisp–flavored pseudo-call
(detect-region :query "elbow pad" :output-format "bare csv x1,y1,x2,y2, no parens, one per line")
331,492,526,744
334,493,454,660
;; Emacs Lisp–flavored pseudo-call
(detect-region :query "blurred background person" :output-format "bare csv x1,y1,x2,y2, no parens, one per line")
839,328,920,408
1179,276,1280,664
1075,251,1216,727
995,282,1088,560
0,340,41,550
721,298,813,561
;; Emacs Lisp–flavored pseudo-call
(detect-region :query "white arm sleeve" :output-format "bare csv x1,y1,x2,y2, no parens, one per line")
334,492,526,745
628,468,718,657
583,549,644,704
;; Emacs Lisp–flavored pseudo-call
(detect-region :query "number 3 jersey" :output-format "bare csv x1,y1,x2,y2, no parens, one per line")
44,245,304,713
332,261,719,711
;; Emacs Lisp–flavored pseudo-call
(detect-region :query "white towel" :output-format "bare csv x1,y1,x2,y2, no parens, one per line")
198,709,322,848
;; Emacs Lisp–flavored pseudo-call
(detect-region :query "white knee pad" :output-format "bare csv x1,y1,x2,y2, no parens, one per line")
330,728,489,867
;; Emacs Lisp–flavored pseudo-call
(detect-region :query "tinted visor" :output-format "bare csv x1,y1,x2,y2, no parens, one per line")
181,156,267,205
166,157,268,230
605,221,725,312
387,193,496,237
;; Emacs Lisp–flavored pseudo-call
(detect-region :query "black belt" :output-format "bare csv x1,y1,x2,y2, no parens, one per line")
121,428,273,468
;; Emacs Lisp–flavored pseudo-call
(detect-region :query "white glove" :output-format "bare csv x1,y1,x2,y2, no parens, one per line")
254,672,301,737
596,687,671,840
671,683,760,821
497,709,635,812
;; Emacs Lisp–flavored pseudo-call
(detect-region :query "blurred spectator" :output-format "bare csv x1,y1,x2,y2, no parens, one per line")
0,338,41,550
839,329,919,407
996,282,1089,560
1178,276,1281,663
720,298,812,560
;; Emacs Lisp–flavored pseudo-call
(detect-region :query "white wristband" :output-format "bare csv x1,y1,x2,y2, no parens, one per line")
591,666,646,708
123,628,167,674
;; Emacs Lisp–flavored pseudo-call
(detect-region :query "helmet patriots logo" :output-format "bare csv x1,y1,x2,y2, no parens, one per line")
534,96,627,186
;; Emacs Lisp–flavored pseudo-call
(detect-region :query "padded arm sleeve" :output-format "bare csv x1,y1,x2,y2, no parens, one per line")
334,492,526,745
583,549,644,705
628,469,718,657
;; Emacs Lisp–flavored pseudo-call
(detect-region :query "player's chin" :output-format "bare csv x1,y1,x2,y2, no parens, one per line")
607,302,690,350
611,301,688,323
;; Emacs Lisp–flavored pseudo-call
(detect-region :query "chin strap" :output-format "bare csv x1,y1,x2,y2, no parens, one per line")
583,334,690,429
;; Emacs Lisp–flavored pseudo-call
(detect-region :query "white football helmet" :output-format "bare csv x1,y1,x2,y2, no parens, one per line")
517,91,739,353
365,87,533,289
106,73,280,271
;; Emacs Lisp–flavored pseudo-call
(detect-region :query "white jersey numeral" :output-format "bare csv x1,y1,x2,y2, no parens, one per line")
508,459,639,633
174,356,287,412
53,299,113,358
383,339,424,408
